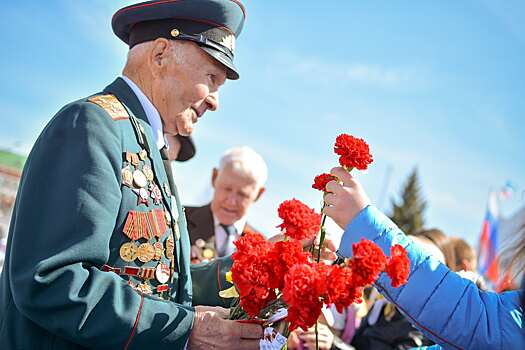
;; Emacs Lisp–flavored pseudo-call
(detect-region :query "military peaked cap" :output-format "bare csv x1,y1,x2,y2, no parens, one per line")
112,0,246,80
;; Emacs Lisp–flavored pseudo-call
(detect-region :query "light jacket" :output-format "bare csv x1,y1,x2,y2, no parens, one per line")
338,205,524,350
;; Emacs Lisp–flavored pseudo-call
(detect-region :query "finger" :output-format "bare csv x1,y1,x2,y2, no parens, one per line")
322,205,334,217
330,166,353,185
239,323,263,339
322,238,337,251
214,306,230,319
323,192,336,206
324,180,342,194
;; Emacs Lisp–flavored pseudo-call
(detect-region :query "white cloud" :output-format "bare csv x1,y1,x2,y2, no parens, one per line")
272,52,427,89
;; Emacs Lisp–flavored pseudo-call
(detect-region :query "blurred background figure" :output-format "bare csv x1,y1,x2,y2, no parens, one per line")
450,236,488,290
185,146,267,262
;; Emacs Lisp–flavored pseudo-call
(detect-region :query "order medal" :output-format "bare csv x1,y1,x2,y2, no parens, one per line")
119,242,138,262
137,242,155,263
121,166,133,187
142,164,154,182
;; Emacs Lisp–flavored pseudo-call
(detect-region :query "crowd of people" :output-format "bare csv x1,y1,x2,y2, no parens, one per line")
0,1,522,349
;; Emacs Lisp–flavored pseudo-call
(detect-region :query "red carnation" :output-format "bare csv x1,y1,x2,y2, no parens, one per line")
349,239,387,287
334,134,373,170
268,240,310,290
325,265,363,312
312,173,338,192
283,263,327,331
231,233,275,317
386,245,410,288
277,199,322,241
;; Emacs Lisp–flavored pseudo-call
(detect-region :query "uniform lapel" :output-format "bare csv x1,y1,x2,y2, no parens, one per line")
103,78,182,276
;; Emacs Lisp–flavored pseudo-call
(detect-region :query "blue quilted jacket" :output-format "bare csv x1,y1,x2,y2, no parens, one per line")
338,205,524,350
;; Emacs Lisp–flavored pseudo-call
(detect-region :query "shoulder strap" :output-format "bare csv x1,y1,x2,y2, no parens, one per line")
88,94,129,121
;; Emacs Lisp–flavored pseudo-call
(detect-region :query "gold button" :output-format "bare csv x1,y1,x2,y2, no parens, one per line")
170,29,180,38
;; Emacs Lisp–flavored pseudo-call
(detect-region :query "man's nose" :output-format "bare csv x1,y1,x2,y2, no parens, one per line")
205,92,219,112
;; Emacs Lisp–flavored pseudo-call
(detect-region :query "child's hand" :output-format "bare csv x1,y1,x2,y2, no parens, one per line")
323,167,370,229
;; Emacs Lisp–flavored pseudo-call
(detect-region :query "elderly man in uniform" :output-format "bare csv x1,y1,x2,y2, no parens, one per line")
0,1,263,349
186,146,267,262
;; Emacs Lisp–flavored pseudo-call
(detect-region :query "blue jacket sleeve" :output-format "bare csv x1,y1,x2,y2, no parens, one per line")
338,205,524,350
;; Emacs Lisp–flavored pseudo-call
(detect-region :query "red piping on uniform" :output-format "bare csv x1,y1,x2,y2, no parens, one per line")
124,294,145,350
113,0,246,20
381,288,464,350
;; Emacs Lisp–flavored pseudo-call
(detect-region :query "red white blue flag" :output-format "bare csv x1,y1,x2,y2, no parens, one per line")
478,191,499,285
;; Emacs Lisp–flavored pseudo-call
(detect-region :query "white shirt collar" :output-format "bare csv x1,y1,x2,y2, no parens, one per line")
121,75,165,150
212,215,247,236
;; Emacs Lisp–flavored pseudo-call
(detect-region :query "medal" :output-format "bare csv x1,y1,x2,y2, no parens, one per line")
153,241,165,260
150,184,162,205
136,282,152,295
119,242,138,262
155,262,170,284
133,170,148,188
165,233,175,259
121,166,133,187
137,188,149,206
131,153,140,168
138,149,148,161
137,243,155,263
165,210,172,226
142,164,154,182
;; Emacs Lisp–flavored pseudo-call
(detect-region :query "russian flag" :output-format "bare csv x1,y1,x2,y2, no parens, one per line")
478,191,499,285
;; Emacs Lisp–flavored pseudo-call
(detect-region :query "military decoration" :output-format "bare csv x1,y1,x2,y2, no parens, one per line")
137,242,156,263
119,242,138,262
121,166,133,188
155,262,170,284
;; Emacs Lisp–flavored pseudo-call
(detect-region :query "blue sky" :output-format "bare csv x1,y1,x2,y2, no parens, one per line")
1,0,524,246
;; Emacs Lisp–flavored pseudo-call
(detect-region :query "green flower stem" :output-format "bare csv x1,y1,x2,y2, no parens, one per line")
316,204,328,263
315,321,319,350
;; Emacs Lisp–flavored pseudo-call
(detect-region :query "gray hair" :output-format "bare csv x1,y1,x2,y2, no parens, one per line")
218,146,268,189
126,40,188,67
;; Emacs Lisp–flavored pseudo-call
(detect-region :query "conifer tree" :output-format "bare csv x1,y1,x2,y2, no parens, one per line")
390,168,427,236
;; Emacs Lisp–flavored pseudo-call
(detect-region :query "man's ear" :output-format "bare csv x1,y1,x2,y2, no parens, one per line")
211,168,219,188
254,187,265,202
150,38,171,75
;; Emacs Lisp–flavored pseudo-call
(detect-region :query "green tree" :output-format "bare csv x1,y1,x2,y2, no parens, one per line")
390,168,427,236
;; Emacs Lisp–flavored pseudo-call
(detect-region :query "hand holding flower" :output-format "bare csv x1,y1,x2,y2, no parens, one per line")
323,167,370,229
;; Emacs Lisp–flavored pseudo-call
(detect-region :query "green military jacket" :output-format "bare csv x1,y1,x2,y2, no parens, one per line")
0,78,232,349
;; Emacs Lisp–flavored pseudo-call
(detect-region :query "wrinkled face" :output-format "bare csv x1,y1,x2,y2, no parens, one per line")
150,39,227,136
210,166,264,225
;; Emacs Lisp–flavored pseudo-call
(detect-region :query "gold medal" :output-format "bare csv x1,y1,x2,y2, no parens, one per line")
142,164,154,182
137,242,155,263
153,241,165,260
165,233,175,259
119,242,138,262
133,170,148,188
138,149,148,161
121,166,133,187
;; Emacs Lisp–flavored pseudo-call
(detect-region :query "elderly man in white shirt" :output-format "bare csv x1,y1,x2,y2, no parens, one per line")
185,146,267,262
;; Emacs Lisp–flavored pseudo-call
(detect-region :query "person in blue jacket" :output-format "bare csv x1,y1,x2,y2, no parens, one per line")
323,167,524,350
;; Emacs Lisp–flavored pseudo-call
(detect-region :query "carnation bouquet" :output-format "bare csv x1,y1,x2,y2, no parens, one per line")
221,134,410,349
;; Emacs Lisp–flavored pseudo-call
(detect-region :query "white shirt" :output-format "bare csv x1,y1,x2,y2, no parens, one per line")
212,215,246,256
121,76,166,150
